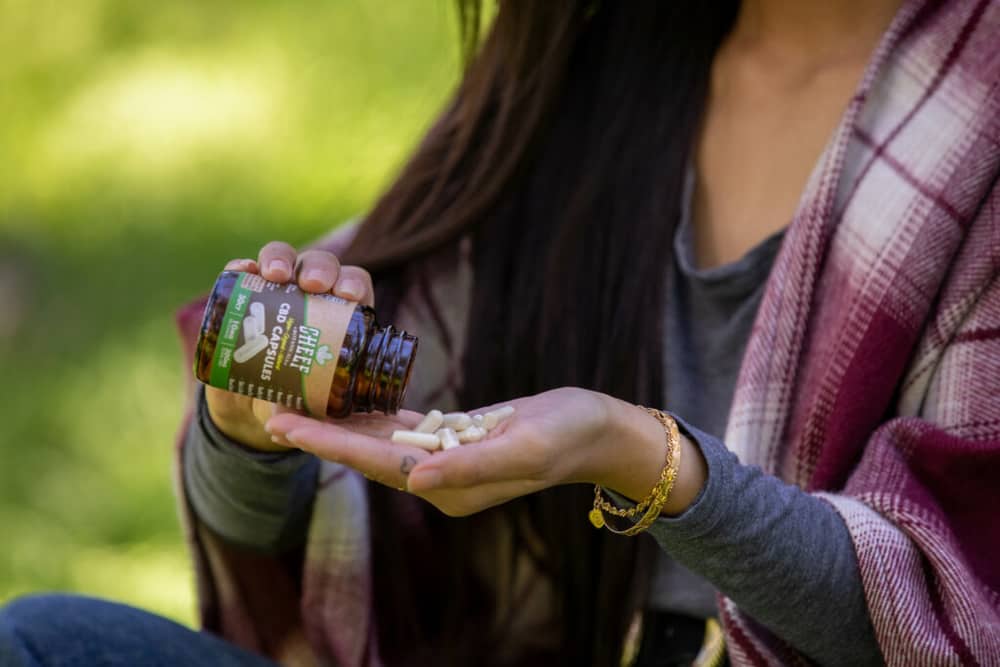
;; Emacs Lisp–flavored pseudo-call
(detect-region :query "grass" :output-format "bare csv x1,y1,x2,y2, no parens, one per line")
0,0,458,625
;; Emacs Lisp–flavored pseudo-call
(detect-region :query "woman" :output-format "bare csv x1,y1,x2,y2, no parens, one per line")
3,0,998,665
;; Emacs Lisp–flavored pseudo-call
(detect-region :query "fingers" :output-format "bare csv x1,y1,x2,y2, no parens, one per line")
257,241,297,282
253,241,372,304
406,430,551,493
270,416,540,512
266,410,423,439
334,410,424,437
268,415,432,489
421,479,544,517
224,258,259,273
334,265,375,306
264,410,550,509
296,249,341,293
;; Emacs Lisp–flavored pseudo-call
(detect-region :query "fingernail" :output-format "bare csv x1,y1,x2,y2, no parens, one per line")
301,268,326,286
336,278,363,301
270,434,288,447
267,259,290,279
408,469,443,492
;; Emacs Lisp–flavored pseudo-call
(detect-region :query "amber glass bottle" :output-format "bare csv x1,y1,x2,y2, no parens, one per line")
194,271,417,417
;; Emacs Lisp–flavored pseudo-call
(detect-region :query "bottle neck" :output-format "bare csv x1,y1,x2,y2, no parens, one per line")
353,324,418,414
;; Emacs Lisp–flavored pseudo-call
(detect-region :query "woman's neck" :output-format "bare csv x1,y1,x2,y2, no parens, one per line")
731,0,905,73
691,0,904,269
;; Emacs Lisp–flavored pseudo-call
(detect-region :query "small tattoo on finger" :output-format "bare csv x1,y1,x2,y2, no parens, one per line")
400,456,416,475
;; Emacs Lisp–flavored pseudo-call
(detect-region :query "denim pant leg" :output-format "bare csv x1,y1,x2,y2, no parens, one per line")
0,594,279,667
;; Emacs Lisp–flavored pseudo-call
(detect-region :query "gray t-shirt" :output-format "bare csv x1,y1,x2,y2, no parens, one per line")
647,173,786,618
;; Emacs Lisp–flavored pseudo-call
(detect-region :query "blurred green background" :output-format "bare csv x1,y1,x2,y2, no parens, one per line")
1,0,459,625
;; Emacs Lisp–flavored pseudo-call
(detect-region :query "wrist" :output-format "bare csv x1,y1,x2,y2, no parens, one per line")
593,396,665,494
662,428,707,516
594,398,707,517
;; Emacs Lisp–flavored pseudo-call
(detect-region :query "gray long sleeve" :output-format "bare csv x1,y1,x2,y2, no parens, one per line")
182,387,318,552
640,418,883,665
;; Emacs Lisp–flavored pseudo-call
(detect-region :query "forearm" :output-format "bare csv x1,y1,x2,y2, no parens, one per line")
183,386,319,552
660,423,879,664
597,407,881,665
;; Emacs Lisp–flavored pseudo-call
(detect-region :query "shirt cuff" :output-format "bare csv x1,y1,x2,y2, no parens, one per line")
183,386,319,552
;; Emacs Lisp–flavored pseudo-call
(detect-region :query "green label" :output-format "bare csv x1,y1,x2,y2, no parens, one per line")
209,273,253,389
202,271,356,415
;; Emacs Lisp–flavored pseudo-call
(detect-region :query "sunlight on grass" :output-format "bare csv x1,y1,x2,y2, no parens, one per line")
69,544,195,625
40,53,284,177
1,318,192,618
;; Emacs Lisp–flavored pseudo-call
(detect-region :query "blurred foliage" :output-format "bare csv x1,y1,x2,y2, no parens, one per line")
0,0,458,625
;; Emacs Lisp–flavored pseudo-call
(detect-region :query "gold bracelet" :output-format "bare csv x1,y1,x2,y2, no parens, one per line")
588,407,681,537
614,411,681,536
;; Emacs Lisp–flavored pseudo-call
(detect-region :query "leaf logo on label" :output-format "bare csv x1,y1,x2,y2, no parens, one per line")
316,344,335,366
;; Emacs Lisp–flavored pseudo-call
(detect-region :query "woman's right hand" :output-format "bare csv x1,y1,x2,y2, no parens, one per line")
204,241,374,452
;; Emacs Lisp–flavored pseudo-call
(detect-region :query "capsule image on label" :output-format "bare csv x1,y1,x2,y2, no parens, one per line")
233,333,268,363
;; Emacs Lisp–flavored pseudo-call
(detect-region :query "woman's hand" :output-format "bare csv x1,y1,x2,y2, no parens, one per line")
264,388,708,517
204,241,374,452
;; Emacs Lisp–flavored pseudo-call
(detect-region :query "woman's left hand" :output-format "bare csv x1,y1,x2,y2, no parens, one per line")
265,387,703,517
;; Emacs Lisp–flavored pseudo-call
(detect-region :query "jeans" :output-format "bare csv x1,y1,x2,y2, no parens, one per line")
0,594,278,667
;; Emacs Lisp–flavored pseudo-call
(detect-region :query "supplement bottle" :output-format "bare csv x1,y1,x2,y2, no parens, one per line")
194,271,417,417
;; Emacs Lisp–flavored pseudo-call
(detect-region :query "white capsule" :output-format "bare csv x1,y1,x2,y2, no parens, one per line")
436,427,460,450
415,409,444,434
391,430,441,451
484,406,515,430
443,412,474,431
249,301,266,323
233,333,268,363
457,425,487,443
243,314,264,339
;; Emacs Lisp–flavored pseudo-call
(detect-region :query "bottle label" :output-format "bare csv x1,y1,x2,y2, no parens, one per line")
206,272,355,416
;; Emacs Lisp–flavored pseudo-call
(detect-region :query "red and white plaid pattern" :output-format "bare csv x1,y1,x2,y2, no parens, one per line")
722,0,1000,663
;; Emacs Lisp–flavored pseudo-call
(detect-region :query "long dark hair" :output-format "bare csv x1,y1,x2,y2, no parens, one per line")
344,2,738,664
